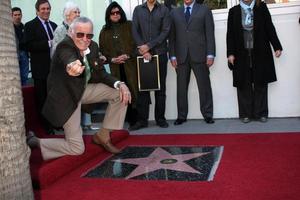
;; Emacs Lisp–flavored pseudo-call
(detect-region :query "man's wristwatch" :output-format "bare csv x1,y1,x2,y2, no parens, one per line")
116,81,125,89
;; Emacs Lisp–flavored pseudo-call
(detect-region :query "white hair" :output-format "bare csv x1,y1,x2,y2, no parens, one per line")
63,1,80,21
68,16,93,36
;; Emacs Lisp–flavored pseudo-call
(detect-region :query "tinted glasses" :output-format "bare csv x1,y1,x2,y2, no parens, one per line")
110,11,120,16
76,32,94,39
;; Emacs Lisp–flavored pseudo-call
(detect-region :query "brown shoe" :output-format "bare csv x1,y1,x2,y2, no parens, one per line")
92,133,121,154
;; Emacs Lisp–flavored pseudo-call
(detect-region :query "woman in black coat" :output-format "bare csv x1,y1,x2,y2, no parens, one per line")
226,0,282,123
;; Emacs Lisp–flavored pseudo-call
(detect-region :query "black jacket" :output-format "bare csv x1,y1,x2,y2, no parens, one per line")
132,2,171,55
24,17,57,79
42,36,118,127
226,2,282,87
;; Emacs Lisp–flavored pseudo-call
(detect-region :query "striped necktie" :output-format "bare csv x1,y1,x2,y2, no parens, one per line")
83,56,91,86
45,21,53,40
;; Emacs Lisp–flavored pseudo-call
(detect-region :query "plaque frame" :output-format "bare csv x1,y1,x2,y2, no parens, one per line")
136,55,160,91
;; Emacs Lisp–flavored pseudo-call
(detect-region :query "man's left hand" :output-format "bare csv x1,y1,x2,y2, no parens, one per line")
119,83,131,105
275,50,282,58
138,44,150,55
206,58,214,67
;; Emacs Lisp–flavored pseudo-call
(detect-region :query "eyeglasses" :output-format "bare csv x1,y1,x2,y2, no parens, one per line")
110,11,120,16
75,32,94,39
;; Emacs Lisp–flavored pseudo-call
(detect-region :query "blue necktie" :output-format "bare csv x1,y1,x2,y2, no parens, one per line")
185,7,191,22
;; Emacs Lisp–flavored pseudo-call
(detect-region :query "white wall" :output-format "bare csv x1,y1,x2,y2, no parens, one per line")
11,0,108,42
267,7,300,117
11,0,300,119
152,2,300,120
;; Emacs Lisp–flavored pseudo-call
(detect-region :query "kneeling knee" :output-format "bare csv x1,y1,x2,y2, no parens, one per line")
110,90,121,103
70,142,85,156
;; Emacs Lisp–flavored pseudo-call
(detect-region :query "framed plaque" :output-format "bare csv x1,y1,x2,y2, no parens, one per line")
137,55,160,91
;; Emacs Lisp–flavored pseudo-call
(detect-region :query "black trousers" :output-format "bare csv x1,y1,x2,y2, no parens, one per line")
176,56,213,120
136,53,168,124
237,84,268,118
237,50,268,118
33,78,53,130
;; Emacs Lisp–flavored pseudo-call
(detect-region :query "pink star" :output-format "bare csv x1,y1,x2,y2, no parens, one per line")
113,147,210,179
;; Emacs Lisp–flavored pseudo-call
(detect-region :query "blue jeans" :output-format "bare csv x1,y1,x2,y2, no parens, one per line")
18,50,29,86
81,113,92,126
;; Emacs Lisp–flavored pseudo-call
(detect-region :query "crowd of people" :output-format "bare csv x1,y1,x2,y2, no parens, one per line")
13,0,282,160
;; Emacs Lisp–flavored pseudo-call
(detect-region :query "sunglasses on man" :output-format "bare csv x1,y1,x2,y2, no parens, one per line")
76,32,94,39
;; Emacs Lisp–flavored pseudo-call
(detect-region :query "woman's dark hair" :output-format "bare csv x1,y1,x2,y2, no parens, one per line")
104,1,127,30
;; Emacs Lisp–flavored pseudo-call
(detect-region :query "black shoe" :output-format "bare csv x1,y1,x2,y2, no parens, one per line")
259,117,268,123
129,121,148,131
204,117,215,124
157,121,169,128
174,119,187,125
241,117,251,123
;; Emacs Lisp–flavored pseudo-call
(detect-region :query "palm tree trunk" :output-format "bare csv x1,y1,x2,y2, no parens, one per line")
0,0,34,199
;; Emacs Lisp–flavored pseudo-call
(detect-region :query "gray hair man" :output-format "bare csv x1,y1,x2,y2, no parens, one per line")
27,17,131,160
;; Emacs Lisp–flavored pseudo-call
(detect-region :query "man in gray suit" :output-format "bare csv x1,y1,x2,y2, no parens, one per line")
169,0,215,125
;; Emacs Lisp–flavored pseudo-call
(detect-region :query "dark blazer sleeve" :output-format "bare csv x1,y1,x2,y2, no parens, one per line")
204,7,216,56
55,38,86,81
226,8,235,58
55,37,92,83
261,2,282,51
168,10,176,58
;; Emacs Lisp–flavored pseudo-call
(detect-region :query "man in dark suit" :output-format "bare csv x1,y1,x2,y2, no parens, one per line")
24,0,57,134
169,0,216,125
27,17,131,160
130,0,171,130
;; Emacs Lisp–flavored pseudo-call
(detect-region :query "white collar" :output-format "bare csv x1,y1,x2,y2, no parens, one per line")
83,48,90,56
83,48,90,61
37,16,48,24
184,1,195,9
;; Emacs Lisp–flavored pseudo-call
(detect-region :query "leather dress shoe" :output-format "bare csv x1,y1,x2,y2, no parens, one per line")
128,121,148,131
92,133,120,154
259,117,268,123
157,121,169,128
241,117,251,123
174,119,187,125
204,117,215,124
